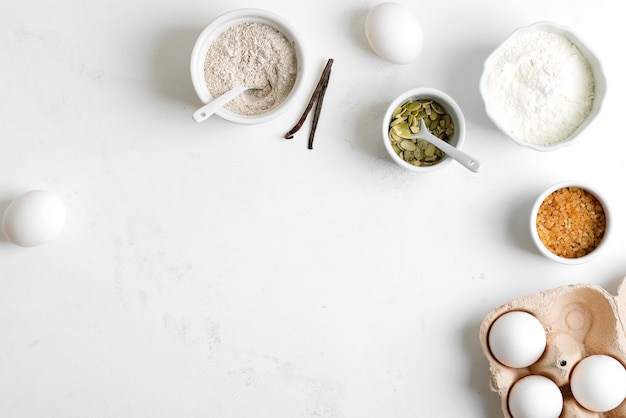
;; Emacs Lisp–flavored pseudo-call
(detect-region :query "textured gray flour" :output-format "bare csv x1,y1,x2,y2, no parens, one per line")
204,22,298,116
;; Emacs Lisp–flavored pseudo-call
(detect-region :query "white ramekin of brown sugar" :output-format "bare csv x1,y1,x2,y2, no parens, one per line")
530,181,611,264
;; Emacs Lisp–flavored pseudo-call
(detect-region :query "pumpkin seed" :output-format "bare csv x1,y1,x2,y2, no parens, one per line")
389,129,403,143
392,122,412,139
399,140,417,151
405,101,421,112
390,116,406,127
431,101,445,114
392,106,405,119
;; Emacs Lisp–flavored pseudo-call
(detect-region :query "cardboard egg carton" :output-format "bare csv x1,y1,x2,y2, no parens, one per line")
479,278,626,417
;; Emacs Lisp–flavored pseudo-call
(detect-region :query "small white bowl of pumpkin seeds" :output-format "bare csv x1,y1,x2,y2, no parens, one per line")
382,87,466,172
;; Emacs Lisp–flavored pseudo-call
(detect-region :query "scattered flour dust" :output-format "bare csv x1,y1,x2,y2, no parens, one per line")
484,30,595,145
204,22,298,116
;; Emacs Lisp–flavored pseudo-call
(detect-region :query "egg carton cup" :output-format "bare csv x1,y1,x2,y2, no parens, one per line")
479,278,626,417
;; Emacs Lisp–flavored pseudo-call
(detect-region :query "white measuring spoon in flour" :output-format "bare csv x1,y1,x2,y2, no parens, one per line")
411,118,482,172
193,86,249,123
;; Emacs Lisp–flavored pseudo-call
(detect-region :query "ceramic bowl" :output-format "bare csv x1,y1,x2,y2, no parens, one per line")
480,21,606,151
190,8,306,124
530,181,611,265
382,87,466,172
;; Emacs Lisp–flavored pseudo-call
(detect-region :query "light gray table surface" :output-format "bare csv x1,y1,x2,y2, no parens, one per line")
1,0,624,416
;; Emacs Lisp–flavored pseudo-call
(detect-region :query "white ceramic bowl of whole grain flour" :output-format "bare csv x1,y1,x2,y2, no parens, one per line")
479,22,606,151
190,9,307,124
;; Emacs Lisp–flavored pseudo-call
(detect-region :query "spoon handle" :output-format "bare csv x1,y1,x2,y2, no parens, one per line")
413,118,482,173
193,86,248,123
435,138,482,173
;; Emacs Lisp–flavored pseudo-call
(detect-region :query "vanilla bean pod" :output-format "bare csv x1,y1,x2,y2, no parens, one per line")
307,66,331,149
284,58,334,142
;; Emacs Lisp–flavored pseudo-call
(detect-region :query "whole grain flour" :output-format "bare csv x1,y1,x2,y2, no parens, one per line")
204,22,298,116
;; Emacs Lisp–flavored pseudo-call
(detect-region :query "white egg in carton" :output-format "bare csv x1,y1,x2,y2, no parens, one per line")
480,278,626,418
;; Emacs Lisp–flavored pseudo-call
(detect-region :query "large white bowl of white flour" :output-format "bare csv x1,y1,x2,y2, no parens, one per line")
480,22,606,151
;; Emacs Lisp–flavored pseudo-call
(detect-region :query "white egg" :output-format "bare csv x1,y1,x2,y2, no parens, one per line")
365,2,423,64
508,375,563,418
2,190,66,247
570,354,626,412
488,311,546,368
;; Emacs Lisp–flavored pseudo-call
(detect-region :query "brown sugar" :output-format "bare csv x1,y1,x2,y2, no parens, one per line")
536,187,606,258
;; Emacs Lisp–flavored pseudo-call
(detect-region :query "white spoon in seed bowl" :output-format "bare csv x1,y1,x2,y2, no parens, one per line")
411,118,482,172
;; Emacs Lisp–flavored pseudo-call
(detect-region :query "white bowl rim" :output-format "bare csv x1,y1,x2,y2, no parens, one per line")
382,87,467,172
529,180,611,265
479,21,607,151
190,8,306,125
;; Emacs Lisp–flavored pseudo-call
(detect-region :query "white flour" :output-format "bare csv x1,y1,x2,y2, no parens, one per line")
204,22,298,116
483,30,595,145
